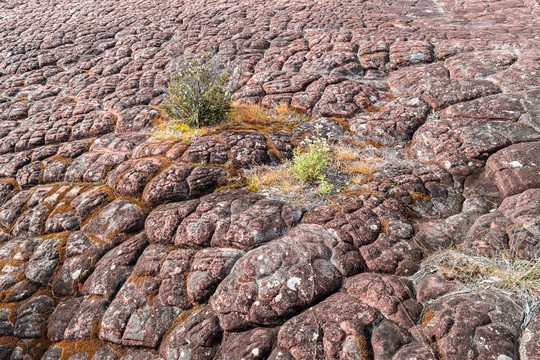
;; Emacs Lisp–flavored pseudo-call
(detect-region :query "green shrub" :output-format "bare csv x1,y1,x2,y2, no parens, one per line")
160,53,239,127
288,134,334,194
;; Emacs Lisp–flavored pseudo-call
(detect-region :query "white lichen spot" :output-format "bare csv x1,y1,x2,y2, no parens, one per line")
287,277,301,290
444,161,452,169
275,294,282,302
370,224,378,231
508,161,523,168
257,255,264,261
410,53,425,63
252,348,260,356
71,269,81,280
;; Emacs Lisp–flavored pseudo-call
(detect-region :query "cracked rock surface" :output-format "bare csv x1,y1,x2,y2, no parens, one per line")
0,0,539,358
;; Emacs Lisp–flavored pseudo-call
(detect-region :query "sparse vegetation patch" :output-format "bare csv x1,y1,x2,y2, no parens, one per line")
422,249,540,302
160,52,240,127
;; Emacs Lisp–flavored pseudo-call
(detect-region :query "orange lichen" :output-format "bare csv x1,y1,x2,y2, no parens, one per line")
420,309,437,328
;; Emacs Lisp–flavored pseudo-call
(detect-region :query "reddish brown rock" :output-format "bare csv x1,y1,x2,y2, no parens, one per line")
211,224,351,330
416,274,461,303
122,299,179,348
371,320,437,360
14,295,54,338
490,51,540,92
186,166,228,198
116,106,159,134
159,307,223,360
24,237,59,285
65,152,127,183
145,200,200,246
64,297,109,340
133,245,168,276
412,78,500,110
132,140,177,159
71,111,115,140
387,63,449,96
290,76,343,112
70,187,111,218
422,292,522,360
388,40,434,70
11,205,48,237
409,119,540,177
218,131,270,168
99,281,151,344
106,157,164,197
359,234,422,276
181,136,229,165
158,249,196,308
47,298,83,342
350,97,429,146
445,50,516,79
269,292,382,359
89,133,147,153
81,233,148,300
441,93,524,121
0,0,539,356
520,310,540,360
215,327,278,360
82,200,146,245
187,248,245,303
291,117,345,142
475,142,540,199
0,309,14,337
314,80,379,117
142,164,193,206
52,232,110,296
262,73,320,94
461,189,540,259
345,273,421,329
176,193,302,249
5,280,41,303
45,210,81,233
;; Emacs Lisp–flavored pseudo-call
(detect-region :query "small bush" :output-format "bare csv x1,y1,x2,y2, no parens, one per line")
288,134,334,194
289,135,331,182
160,53,239,127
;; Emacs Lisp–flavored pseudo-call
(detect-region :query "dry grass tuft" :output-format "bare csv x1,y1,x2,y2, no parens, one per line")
151,102,309,143
274,103,299,116
150,119,209,143
422,249,540,302
246,164,304,194
228,101,308,126
228,102,274,125
334,145,363,161
343,160,378,175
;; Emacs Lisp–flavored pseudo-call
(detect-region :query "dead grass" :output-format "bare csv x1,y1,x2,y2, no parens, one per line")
150,117,210,143
228,101,309,126
228,102,274,125
246,164,303,194
422,249,540,302
334,145,363,162
343,160,378,175
150,102,309,143
243,163,341,210
242,138,396,204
